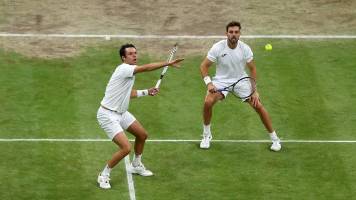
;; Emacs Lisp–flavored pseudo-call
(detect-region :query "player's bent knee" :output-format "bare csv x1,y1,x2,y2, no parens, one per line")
135,130,148,141
204,100,212,108
121,143,131,155
204,97,216,107
136,131,148,141
205,92,223,107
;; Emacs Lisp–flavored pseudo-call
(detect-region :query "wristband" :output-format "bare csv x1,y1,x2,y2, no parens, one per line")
137,89,149,97
203,76,212,85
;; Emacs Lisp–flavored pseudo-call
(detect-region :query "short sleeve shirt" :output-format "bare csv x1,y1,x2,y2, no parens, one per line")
100,63,135,113
207,39,253,82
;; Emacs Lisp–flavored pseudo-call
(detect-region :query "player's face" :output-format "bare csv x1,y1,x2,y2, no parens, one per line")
123,47,137,65
226,26,241,44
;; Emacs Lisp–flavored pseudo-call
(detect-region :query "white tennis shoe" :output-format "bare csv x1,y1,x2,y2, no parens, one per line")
200,133,212,149
270,139,281,151
129,163,153,176
97,173,111,189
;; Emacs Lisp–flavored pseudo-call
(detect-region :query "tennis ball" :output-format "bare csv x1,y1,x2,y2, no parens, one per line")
265,44,272,50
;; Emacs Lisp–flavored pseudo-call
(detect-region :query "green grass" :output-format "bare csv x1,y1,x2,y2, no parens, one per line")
1,142,356,200
136,142,356,200
0,142,130,200
1,39,356,199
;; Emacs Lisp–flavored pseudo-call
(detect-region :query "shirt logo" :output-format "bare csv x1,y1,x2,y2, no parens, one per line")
221,53,227,57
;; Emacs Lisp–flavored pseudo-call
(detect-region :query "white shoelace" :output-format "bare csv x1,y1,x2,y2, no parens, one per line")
202,134,212,140
100,175,110,182
133,163,146,170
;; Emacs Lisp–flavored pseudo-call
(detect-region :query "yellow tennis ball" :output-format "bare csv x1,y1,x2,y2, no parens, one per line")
265,44,272,50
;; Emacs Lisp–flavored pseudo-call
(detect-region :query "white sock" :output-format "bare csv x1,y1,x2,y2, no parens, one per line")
102,164,111,176
203,124,211,135
132,154,142,167
269,131,279,141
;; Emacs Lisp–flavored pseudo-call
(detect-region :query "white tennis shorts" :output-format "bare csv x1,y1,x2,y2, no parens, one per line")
97,106,136,140
212,78,252,101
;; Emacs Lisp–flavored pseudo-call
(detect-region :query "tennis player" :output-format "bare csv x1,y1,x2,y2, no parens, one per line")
97,44,183,189
199,21,281,151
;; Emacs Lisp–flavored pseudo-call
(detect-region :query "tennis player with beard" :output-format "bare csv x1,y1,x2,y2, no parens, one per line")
97,44,183,189
199,21,281,151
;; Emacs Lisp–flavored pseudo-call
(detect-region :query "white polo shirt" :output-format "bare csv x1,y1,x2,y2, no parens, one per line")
207,39,253,82
100,63,136,113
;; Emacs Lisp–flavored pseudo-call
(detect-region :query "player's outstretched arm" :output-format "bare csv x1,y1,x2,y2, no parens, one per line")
134,58,184,74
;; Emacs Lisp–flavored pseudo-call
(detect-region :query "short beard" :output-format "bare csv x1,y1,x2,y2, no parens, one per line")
229,37,238,43
228,37,238,47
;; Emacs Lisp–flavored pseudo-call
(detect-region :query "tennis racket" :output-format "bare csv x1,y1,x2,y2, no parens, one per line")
154,43,178,89
217,76,256,99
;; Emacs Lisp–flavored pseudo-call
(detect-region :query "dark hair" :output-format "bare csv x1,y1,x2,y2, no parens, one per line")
226,21,241,32
119,43,136,61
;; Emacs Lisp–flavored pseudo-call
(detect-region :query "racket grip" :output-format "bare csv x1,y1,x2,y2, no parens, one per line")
155,80,161,88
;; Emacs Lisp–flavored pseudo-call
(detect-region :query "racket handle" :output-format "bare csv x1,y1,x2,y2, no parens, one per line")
155,79,162,88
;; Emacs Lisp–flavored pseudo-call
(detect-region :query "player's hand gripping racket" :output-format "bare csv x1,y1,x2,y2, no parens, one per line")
154,43,178,89
217,76,256,99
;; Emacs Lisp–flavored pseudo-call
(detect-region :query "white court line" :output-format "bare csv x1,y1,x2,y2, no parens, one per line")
0,138,356,143
124,156,136,200
1,33,356,39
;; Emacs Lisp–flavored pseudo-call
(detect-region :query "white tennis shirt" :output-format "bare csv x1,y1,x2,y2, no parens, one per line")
207,39,253,82
101,63,136,113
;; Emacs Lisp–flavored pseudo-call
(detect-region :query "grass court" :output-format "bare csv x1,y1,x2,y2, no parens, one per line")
1,39,356,199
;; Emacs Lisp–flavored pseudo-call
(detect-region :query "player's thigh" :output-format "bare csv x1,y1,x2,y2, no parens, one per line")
247,97,262,109
120,111,136,130
97,107,124,140
121,112,147,139
112,132,131,151
233,79,253,100
205,91,224,105
126,120,148,140
211,79,230,98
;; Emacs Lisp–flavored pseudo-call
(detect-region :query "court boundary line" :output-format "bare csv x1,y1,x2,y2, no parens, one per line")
0,138,356,143
1,33,356,39
124,156,136,200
